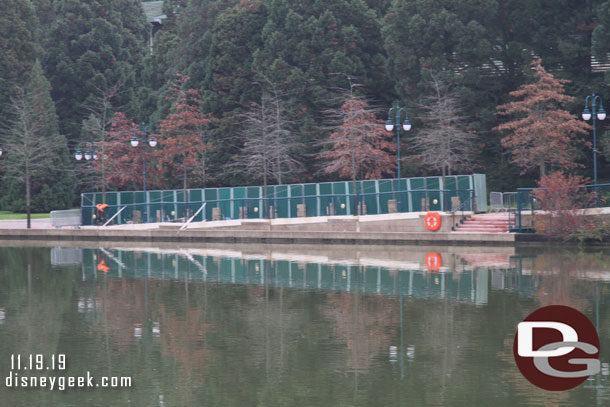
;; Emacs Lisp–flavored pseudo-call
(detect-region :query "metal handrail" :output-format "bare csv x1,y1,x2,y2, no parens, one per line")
178,203,207,233
103,205,127,227
450,193,475,231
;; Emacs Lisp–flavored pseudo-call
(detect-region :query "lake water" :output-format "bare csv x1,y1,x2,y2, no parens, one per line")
0,243,608,406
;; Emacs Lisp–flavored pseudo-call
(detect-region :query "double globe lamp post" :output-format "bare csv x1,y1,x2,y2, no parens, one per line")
131,123,157,223
582,94,606,206
385,105,412,210
74,142,98,193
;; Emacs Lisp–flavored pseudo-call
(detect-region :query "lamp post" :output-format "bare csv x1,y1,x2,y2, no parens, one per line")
130,123,157,222
74,141,99,193
582,94,606,206
385,105,412,209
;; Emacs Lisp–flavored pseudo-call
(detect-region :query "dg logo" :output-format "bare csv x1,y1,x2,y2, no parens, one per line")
513,305,600,391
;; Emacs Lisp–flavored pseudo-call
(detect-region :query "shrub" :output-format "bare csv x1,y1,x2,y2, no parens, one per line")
532,172,602,240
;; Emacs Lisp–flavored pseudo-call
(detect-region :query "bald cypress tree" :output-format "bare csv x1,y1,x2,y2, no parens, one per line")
0,61,75,222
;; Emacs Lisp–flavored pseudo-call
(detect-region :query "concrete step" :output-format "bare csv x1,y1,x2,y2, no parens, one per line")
461,226,509,229
453,213,513,233
462,221,509,225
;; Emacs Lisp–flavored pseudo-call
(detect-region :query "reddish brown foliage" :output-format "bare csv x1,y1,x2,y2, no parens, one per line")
154,73,214,189
533,172,595,239
319,98,396,180
495,60,591,178
94,112,161,190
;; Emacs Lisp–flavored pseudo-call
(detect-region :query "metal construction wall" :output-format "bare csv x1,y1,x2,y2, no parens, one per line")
81,174,486,225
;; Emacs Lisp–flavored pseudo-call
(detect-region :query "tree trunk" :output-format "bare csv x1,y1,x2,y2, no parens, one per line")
263,162,268,219
26,173,31,229
351,137,358,216
441,165,446,210
540,161,546,179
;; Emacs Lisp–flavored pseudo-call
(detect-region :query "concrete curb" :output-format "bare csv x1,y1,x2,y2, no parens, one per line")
0,228,518,246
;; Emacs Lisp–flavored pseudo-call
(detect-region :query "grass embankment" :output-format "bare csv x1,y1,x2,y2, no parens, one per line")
0,211,50,220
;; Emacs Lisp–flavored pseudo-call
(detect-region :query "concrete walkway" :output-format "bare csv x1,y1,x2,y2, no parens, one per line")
0,219,52,229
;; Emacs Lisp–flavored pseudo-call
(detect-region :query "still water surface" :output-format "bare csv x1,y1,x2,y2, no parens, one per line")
0,244,608,406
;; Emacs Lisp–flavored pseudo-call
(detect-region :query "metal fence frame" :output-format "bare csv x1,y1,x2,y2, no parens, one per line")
510,183,610,232
50,209,81,228
82,189,476,226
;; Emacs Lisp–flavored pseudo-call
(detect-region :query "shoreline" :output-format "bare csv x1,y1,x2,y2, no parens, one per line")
0,227,570,247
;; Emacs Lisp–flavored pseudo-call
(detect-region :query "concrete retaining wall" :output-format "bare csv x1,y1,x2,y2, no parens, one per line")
0,227,516,246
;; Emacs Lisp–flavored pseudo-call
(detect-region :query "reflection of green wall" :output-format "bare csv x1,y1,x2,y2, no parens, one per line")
81,249,516,301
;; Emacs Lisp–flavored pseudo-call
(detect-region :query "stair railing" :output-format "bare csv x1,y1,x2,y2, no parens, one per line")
450,193,475,231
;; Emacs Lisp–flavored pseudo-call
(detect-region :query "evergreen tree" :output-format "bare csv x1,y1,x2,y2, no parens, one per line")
0,0,38,125
0,61,75,222
43,0,148,141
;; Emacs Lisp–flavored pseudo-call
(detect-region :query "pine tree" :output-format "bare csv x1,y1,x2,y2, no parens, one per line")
43,0,148,141
0,0,37,125
495,60,591,178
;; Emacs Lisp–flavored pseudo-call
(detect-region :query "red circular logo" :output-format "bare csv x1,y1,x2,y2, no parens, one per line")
513,305,600,391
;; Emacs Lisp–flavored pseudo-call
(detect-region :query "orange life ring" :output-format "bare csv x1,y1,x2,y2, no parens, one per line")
425,252,442,272
424,212,441,231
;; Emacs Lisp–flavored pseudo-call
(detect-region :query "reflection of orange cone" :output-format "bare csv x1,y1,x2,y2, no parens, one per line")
97,259,109,273
425,252,442,273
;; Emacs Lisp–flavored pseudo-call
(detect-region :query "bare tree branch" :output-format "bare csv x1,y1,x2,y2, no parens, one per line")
411,74,476,181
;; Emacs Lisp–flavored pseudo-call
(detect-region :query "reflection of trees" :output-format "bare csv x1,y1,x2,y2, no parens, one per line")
0,247,77,406
496,337,570,406
530,252,599,310
89,276,214,406
322,291,400,372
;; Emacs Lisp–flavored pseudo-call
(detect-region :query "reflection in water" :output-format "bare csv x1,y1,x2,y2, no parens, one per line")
0,245,608,407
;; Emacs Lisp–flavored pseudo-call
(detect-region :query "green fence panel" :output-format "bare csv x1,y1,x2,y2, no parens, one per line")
290,184,303,218
218,188,232,220
377,180,393,214
304,184,318,217
246,187,261,219
332,182,349,215
444,176,457,210
318,183,333,216
473,174,487,211
147,191,162,222
175,190,186,220
274,185,288,218
204,189,218,221
104,193,118,206
162,191,173,202
189,189,202,202
362,180,378,215
81,174,482,224
397,178,407,192
233,187,246,219
426,177,442,211
409,178,425,212
458,175,472,207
